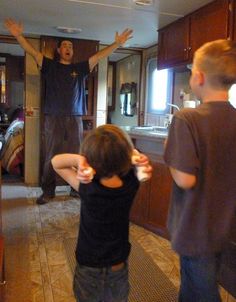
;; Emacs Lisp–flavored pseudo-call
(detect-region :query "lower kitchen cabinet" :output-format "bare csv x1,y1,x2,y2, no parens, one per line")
129,134,172,238
0,236,4,301
145,161,172,238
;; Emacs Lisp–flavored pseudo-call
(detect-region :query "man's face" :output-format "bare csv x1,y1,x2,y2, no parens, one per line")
57,40,73,63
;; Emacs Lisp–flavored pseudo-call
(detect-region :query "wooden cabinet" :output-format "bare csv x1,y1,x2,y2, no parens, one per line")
218,215,236,298
230,0,236,41
129,135,172,238
189,0,229,57
146,161,172,237
40,36,99,132
0,236,4,301
158,17,190,69
158,0,230,69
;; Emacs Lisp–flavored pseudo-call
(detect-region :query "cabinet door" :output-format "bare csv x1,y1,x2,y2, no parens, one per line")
146,161,172,238
189,0,230,57
130,181,150,225
158,17,190,70
4,56,24,108
230,0,236,41
73,39,98,62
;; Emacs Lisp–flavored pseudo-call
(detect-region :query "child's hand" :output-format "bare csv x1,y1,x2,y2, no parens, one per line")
132,149,153,181
76,156,95,183
132,149,149,167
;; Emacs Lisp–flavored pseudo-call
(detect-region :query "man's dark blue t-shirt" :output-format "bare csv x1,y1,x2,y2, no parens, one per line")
41,57,90,116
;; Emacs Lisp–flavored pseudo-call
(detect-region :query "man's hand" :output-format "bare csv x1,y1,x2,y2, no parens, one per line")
115,29,133,47
4,18,23,38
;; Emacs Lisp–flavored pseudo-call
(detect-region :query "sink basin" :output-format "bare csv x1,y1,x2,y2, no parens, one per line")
149,131,168,137
133,126,154,130
152,126,168,132
131,125,168,137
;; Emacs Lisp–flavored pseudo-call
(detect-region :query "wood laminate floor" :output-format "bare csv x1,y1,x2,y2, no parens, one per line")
1,183,236,302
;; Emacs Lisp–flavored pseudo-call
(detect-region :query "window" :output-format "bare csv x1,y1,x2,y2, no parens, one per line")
229,84,236,108
146,58,173,114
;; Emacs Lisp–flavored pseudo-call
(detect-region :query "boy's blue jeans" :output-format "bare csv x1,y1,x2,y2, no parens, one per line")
179,253,222,302
73,262,129,302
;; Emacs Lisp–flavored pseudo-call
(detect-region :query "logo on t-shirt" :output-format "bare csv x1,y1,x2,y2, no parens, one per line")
71,71,78,78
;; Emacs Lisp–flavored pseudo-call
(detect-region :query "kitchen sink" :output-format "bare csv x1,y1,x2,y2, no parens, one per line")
131,126,168,137
132,126,154,130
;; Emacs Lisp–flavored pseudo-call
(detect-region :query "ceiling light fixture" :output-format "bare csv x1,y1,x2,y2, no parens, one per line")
56,26,82,34
133,0,153,6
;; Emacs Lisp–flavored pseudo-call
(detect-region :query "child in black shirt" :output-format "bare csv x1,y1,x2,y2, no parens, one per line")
52,124,152,302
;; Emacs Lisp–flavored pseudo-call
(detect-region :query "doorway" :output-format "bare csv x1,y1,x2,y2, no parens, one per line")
0,40,25,183
107,48,142,127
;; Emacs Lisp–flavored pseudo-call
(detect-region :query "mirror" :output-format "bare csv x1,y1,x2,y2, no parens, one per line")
107,49,141,127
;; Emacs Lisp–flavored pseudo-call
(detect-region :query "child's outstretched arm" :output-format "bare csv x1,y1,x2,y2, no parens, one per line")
51,154,90,191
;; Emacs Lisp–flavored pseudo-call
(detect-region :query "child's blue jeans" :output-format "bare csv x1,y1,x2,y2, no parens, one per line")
179,253,222,302
73,261,129,302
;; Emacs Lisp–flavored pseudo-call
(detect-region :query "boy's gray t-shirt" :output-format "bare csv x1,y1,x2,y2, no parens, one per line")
164,101,236,256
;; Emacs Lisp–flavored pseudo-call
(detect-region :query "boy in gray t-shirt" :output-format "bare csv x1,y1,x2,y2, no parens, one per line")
164,39,236,302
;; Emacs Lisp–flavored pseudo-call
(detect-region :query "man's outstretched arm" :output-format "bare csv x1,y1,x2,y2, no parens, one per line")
89,28,133,71
4,18,43,68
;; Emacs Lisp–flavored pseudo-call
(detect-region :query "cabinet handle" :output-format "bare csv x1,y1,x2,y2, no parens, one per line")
184,48,187,52
188,47,192,51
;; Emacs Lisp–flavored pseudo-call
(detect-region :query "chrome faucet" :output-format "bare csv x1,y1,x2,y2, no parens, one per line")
164,103,180,128
167,103,180,111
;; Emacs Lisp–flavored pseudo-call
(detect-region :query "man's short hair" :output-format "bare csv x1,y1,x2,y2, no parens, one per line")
57,38,74,48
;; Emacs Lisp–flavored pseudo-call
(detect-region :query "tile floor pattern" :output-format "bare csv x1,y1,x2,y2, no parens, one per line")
1,183,236,302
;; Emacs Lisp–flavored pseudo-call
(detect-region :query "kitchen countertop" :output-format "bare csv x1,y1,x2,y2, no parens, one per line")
120,126,168,140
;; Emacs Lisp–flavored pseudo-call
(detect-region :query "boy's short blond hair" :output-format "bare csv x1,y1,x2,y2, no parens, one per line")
193,39,236,89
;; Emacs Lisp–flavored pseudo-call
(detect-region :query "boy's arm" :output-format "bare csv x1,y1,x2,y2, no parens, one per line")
88,28,133,71
4,18,43,68
51,154,90,191
169,166,196,190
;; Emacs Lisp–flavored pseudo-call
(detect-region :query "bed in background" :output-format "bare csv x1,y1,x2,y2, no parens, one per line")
0,119,24,175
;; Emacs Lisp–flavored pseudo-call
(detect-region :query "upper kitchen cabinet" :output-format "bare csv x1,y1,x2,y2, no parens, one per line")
230,0,236,41
158,0,230,69
40,36,99,131
158,17,190,70
189,0,229,57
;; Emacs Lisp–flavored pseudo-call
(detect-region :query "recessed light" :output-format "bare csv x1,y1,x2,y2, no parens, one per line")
56,26,82,34
133,0,153,6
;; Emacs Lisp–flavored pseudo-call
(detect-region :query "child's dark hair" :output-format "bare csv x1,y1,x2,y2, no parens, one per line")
80,124,134,178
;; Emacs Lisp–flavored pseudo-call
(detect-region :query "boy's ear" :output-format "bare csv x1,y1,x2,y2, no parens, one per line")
196,70,205,86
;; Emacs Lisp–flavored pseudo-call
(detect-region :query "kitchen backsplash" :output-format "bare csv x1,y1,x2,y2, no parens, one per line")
145,113,167,127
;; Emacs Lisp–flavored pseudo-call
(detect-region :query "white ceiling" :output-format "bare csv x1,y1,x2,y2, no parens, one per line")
0,0,213,49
